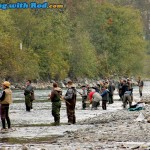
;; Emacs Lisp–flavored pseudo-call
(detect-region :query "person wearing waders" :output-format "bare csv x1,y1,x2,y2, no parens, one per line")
118,79,123,101
127,78,133,102
24,80,34,112
101,86,109,110
0,81,13,132
81,85,88,110
108,81,115,104
137,77,144,97
49,83,62,126
122,80,132,109
63,80,76,125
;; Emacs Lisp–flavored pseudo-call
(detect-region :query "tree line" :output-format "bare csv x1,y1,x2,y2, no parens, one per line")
0,0,148,81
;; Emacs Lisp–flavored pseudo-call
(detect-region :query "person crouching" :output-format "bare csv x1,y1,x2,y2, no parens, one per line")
91,92,101,110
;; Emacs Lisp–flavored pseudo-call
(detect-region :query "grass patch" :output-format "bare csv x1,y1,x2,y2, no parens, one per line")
0,136,61,144
13,122,68,127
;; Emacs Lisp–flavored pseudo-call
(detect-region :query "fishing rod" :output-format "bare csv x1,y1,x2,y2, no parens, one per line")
60,97,71,105
76,89,82,96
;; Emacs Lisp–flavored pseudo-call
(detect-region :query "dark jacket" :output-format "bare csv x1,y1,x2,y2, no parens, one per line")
24,85,34,96
50,90,62,102
64,87,76,101
121,84,129,95
118,83,123,95
108,84,114,96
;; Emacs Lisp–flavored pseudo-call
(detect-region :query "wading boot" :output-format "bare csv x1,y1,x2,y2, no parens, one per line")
55,120,60,126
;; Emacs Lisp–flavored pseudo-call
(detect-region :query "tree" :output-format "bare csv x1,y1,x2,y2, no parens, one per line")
0,0,147,80
0,10,39,81
69,28,98,78
71,1,146,76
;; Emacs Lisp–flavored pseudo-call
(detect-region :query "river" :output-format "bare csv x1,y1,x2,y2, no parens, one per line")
11,81,150,101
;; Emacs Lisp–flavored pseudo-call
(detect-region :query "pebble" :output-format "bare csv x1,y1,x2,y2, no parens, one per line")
22,145,29,150
53,102,150,149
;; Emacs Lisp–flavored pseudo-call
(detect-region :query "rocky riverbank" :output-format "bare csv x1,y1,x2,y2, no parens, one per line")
47,105,150,150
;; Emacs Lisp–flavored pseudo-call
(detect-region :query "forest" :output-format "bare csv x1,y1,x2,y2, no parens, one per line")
0,0,149,81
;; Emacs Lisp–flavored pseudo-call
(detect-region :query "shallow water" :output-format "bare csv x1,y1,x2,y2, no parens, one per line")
9,81,150,101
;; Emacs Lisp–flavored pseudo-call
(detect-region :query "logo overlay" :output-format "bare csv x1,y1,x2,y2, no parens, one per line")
0,2,64,10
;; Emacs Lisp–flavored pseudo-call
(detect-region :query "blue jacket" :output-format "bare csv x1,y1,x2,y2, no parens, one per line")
101,89,109,101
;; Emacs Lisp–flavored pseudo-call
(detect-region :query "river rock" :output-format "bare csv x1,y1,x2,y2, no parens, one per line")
147,117,150,123
22,145,29,150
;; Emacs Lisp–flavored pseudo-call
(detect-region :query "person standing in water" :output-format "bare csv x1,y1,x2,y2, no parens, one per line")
24,80,34,112
137,77,144,97
49,83,62,126
63,80,77,125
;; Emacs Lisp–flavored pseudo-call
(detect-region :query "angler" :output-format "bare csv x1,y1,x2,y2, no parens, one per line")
49,83,62,126
63,80,76,125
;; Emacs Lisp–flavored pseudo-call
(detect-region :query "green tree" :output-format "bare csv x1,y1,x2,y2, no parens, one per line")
72,1,146,76
69,28,98,78
0,10,39,81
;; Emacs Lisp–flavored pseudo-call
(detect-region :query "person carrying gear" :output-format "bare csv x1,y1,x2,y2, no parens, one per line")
24,80,34,112
0,81,13,132
49,83,62,126
63,80,76,125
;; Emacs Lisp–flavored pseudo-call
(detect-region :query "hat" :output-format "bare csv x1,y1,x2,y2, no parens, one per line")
67,79,73,83
2,81,11,87
54,87,62,92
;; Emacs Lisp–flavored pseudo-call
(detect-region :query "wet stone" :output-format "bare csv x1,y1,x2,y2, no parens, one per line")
22,146,29,150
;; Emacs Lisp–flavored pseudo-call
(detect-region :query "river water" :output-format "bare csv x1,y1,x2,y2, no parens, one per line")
11,81,150,101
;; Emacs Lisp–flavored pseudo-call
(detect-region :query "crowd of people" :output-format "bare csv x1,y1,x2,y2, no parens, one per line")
0,77,144,131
